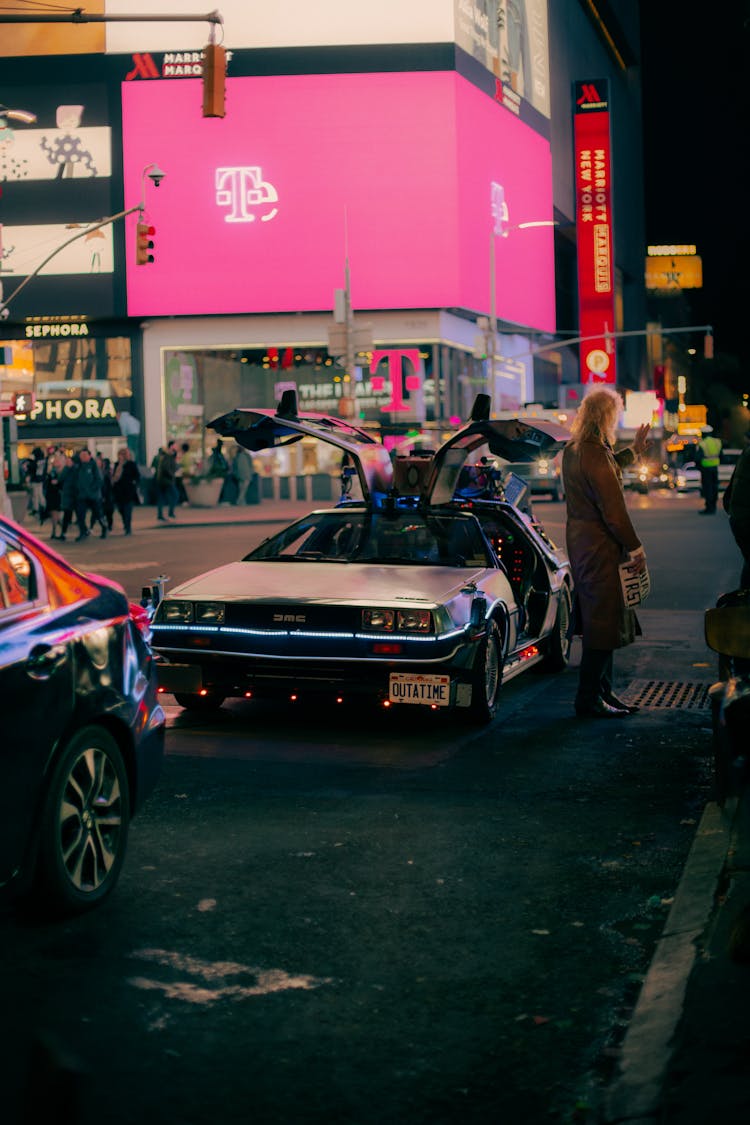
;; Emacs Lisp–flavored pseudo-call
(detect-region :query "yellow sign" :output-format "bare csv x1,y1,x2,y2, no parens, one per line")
645,255,703,290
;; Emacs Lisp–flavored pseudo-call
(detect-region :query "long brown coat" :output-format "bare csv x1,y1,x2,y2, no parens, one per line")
562,437,642,649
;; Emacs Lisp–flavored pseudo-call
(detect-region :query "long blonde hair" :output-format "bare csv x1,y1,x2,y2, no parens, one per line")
570,387,623,446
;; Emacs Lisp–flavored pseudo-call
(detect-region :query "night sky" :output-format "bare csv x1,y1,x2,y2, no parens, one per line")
638,2,749,369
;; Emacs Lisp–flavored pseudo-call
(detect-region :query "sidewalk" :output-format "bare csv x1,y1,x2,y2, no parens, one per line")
130,497,314,531
602,788,750,1124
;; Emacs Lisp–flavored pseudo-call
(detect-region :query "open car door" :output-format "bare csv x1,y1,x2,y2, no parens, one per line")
424,394,571,506
208,389,394,505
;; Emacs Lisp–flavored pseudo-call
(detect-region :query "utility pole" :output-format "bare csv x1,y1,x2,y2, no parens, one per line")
328,253,373,419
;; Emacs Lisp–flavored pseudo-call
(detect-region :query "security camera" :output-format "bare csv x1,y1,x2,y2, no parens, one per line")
147,165,166,188
0,306,9,321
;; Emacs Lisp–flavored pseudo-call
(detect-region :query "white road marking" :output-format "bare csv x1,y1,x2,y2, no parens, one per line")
128,948,334,1006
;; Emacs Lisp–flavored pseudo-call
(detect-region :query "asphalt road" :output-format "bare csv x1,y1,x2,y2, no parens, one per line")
1,492,740,1125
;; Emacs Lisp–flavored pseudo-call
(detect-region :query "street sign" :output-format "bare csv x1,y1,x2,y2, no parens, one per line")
327,325,347,355
327,322,374,358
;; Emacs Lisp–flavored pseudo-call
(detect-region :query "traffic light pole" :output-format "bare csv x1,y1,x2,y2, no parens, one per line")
0,164,167,512
0,204,145,318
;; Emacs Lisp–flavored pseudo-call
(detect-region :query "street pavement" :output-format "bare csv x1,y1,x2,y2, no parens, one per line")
17,494,750,1123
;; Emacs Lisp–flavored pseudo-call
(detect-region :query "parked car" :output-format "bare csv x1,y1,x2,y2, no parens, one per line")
704,589,750,805
675,461,702,492
0,516,165,916
149,393,574,725
500,449,565,501
623,461,676,493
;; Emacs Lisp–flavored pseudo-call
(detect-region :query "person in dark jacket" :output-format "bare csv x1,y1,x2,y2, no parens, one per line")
58,453,77,541
72,447,107,540
562,388,650,718
97,453,115,530
155,440,179,520
43,450,66,540
111,447,141,535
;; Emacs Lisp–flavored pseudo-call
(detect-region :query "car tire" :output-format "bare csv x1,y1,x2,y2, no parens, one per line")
33,726,130,917
174,691,226,712
467,620,503,724
541,584,572,671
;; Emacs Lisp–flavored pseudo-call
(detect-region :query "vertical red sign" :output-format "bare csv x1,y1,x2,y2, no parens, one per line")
574,80,616,384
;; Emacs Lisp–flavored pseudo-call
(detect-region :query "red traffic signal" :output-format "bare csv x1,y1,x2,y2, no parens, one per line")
136,220,155,265
653,364,665,398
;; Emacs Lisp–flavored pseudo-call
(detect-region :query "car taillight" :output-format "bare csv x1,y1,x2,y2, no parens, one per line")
128,601,153,640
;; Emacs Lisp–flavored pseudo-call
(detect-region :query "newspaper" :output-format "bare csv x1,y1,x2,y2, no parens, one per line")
619,552,650,608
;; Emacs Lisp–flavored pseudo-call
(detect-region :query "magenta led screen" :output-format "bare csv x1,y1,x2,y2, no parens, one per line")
122,72,554,329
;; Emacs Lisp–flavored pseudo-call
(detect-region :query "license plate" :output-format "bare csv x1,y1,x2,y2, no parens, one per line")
388,672,451,706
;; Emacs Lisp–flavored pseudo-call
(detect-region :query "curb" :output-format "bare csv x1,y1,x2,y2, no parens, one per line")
602,796,739,1123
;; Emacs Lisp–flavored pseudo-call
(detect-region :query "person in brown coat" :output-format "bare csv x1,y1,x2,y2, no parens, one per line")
562,388,651,718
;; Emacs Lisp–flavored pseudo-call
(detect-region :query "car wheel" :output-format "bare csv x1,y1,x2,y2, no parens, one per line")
541,584,572,671
174,691,226,712
33,726,130,917
468,621,503,724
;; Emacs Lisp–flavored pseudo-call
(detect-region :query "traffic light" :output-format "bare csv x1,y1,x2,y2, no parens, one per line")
135,221,155,266
654,364,665,398
202,43,226,118
704,333,714,359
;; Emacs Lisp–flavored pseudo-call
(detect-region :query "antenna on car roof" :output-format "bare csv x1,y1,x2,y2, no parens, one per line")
277,388,299,418
470,393,491,422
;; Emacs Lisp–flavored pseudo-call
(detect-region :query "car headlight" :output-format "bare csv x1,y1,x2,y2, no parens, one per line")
397,609,432,632
195,601,225,624
363,609,395,631
362,608,432,632
159,599,194,623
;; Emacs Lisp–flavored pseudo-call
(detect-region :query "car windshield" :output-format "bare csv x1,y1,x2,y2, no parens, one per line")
244,510,494,567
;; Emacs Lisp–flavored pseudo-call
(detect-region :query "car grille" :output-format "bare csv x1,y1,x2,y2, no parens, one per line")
225,603,363,631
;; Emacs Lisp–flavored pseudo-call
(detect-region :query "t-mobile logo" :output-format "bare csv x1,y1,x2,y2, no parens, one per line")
215,167,279,222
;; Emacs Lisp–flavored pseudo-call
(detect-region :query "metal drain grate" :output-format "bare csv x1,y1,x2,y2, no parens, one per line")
625,679,711,710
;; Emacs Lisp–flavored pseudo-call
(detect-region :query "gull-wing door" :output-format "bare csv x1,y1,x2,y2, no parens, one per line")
208,389,393,504
423,394,571,506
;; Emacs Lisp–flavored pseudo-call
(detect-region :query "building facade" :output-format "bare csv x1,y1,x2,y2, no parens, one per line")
0,1,646,481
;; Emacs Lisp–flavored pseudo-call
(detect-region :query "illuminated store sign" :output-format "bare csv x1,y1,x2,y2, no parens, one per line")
215,167,279,223
122,72,555,330
25,321,90,338
18,396,118,423
574,78,616,385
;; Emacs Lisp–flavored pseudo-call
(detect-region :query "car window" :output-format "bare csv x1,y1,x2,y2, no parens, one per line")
246,511,492,567
0,535,35,609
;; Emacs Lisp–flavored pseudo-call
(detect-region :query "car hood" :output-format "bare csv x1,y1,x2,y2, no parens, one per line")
166,560,487,606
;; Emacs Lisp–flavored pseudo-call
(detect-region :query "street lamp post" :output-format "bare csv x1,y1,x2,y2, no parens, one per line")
0,163,165,516
488,220,557,412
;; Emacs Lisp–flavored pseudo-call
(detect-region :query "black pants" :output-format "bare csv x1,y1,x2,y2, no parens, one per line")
700,466,719,512
576,648,614,709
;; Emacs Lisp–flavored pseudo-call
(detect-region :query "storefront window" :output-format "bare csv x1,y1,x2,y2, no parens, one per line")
1,331,135,472
161,344,445,476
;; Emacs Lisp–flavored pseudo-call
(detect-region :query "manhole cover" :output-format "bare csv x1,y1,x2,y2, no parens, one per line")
625,680,711,710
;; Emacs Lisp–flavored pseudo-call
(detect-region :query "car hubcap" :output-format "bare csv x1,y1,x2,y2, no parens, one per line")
560,595,571,651
58,746,123,893
485,635,500,704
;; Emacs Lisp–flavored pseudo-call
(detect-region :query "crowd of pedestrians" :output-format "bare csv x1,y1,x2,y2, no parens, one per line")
22,444,141,542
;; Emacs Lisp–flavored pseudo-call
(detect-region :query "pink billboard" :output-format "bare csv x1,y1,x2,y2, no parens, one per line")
122,71,554,330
